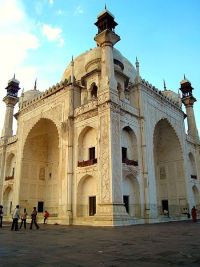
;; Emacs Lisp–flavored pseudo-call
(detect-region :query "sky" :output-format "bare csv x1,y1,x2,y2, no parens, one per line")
0,0,200,135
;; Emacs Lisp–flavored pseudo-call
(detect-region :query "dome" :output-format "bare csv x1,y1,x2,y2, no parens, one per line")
162,90,182,107
62,47,136,84
22,89,41,102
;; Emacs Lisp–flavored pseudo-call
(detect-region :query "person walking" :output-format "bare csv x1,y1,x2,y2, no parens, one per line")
30,207,39,230
43,210,49,224
0,205,3,228
11,205,20,231
20,208,28,229
191,206,197,222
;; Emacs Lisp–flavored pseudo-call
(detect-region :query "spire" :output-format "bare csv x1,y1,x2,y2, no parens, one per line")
13,73,15,79
71,55,75,84
135,57,140,83
163,79,167,91
184,74,186,80
105,4,107,10
34,79,37,90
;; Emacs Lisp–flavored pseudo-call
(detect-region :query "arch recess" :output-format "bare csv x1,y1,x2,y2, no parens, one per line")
20,118,59,214
189,152,197,180
153,118,187,217
77,175,97,217
121,126,138,165
78,126,97,165
3,186,13,215
122,174,141,217
5,153,15,179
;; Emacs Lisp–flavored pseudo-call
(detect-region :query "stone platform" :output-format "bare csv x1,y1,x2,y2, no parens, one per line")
0,220,200,267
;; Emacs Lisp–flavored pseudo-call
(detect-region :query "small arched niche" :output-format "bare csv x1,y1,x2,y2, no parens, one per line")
121,126,138,166
5,153,16,180
189,153,197,180
77,175,97,217
122,175,140,217
78,126,97,167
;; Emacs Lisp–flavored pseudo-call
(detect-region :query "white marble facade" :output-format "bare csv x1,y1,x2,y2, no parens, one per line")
0,8,200,226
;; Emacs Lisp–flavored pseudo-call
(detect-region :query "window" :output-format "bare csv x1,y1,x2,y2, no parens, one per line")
122,147,127,161
89,147,95,160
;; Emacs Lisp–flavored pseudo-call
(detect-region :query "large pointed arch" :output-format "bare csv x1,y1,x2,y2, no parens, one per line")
19,118,59,215
153,118,187,217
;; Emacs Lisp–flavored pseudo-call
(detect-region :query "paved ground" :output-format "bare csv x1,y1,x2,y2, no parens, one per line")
0,220,200,267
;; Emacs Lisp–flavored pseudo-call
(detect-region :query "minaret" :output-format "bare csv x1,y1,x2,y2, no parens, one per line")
180,76,199,140
70,56,75,85
1,76,20,138
135,57,140,83
163,80,167,91
94,6,120,91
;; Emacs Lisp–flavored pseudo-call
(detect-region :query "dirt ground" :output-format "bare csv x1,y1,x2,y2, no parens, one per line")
0,220,200,267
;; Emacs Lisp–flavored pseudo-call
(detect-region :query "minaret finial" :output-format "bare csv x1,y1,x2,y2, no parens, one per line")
34,79,37,90
163,79,167,91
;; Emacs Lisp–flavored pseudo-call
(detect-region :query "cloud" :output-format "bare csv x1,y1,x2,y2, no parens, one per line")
48,0,54,4
56,9,64,16
0,0,40,133
74,5,84,15
41,24,64,47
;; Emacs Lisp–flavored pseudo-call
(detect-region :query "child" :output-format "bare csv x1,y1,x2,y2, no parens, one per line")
44,210,49,224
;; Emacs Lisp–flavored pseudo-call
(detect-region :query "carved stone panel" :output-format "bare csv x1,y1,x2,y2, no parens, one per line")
99,114,110,203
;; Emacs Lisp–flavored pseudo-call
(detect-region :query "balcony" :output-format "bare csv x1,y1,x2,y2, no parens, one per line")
78,158,97,167
122,158,138,166
191,175,197,180
5,175,14,181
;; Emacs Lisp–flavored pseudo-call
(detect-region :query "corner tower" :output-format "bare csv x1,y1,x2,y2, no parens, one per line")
94,8,129,225
180,77,199,140
1,76,20,138
94,6,120,92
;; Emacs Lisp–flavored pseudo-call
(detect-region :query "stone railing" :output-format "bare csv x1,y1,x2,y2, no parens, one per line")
7,135,17,144
78,158,97,167
122,158,138,166
74,99,98,117
5,175,14,181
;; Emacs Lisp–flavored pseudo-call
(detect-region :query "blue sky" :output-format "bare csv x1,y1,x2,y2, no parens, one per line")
0,0,199,134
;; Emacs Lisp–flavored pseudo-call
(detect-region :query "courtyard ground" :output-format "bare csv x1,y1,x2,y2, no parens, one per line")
0,220,200,267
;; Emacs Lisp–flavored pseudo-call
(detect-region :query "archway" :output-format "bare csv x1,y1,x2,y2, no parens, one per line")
153,119,187,216
3,187,13,215
19,118,59,214
122,175,140,217
77,175,97,217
